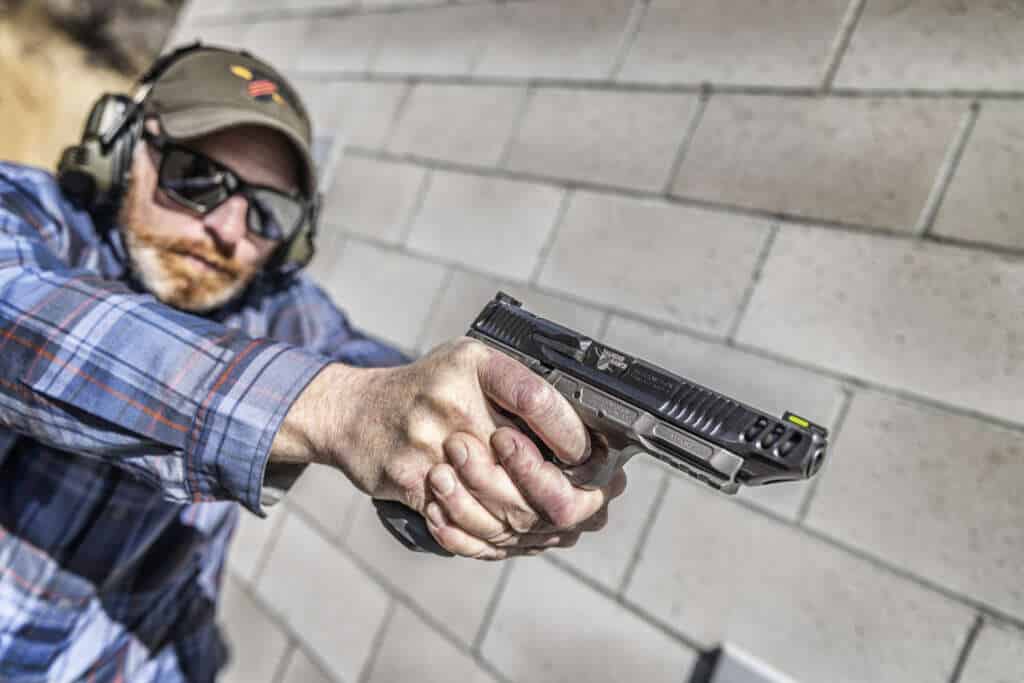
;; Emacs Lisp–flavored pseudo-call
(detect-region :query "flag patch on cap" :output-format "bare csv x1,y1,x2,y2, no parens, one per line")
230,64,286,105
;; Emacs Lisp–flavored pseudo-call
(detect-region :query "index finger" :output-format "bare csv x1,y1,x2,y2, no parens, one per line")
491,427,619,530
476,348,590,466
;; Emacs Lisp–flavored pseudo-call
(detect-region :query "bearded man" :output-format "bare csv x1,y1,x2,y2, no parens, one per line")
0,44,625,682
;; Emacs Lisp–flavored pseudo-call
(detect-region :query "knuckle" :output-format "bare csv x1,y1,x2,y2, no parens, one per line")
514,379,554,418
546,494,579,530
443,433,476,470
450,337,487,365
406,400,441,439
446,399,476,430
429,394,474,431
384,458,430,509
507,442,540,478
386,457,425,490
441,432,464,455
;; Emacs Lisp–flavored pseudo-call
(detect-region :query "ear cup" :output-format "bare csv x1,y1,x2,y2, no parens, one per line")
56,93,138,214
266,216,314,277
57,141,100,207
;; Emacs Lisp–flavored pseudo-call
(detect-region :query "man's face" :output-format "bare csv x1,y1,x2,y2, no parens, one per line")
120,121,301,313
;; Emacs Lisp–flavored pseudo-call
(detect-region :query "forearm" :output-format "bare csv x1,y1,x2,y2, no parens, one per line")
0,235,329,512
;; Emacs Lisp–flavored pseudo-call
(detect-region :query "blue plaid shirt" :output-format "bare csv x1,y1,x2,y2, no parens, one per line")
0,162,407,682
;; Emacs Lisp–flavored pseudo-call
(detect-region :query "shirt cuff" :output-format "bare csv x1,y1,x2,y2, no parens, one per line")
184,339,330,516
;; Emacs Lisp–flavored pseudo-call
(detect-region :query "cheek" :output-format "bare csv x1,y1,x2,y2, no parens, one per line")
240,236,278,270
128,183,201,241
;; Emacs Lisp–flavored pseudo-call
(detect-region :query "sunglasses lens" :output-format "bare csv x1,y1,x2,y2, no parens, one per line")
160,147,230,209
247,187,305,242
154,137,309,243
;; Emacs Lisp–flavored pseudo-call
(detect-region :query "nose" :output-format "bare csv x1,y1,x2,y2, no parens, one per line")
202,194,248,253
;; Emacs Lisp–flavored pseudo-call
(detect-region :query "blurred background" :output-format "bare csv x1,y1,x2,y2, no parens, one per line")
0,0,181,166
4,1,1023,681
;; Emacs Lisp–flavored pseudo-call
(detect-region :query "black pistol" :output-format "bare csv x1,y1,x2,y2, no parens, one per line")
374,292,829,556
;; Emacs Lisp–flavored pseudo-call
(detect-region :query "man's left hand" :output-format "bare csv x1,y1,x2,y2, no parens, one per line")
423,427,629,560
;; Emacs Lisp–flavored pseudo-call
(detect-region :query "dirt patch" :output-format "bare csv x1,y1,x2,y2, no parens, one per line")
0,2,137,170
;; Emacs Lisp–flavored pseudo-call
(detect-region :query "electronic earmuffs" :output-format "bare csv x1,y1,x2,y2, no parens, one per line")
57,41,320,277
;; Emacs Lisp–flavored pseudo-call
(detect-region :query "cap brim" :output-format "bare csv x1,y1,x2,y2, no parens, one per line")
159,106,316,196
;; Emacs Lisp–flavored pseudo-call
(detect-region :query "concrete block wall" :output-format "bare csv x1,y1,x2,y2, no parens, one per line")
168,2,1024,681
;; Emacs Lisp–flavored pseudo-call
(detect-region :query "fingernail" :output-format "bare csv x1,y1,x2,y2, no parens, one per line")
430,467,456,496
449,438,469,468
425,502,445,527
493,431,517,460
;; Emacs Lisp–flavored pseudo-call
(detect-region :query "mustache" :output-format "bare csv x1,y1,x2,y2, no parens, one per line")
134,231,245,279
166,246,242,277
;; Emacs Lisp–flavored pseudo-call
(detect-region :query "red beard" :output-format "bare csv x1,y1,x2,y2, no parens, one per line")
120,181,257,313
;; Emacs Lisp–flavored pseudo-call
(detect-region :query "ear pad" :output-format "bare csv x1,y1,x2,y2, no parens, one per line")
106,114,142,211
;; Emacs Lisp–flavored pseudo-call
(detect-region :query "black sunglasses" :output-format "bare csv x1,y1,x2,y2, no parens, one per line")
141,128,311,243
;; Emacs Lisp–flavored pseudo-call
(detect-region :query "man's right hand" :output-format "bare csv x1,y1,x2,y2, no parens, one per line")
270,337,627,558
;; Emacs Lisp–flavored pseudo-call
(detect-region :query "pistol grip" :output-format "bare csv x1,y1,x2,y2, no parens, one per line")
373,499,454,557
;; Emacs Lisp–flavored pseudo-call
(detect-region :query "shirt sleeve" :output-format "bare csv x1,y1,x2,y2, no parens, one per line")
0,188,330,516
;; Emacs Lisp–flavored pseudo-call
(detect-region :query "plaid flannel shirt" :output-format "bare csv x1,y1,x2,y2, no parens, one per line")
0,162,407,682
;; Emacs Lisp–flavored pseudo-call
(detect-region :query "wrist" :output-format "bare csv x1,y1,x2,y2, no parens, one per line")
270,362,363,467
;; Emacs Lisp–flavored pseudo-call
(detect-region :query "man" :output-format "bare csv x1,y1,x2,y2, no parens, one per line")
0,45,627,682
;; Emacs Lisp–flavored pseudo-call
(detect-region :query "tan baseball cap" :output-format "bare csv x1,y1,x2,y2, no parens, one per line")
143,45,316,196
